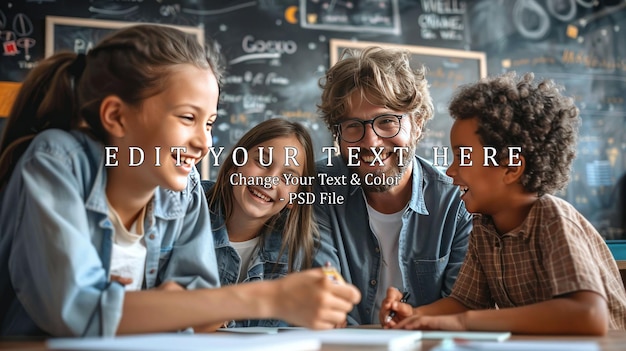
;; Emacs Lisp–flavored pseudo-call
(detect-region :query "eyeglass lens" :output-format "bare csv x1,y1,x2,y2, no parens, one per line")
338,114,402,143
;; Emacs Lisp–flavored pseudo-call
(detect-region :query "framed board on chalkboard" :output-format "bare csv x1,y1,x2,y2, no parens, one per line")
329,39,487,164
44,16,205,58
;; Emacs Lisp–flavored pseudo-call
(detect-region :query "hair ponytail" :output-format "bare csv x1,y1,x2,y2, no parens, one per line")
0,52,83,189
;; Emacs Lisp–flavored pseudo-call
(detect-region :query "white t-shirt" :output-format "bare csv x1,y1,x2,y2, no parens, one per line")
107,201,147,291
365,195,406,319
230,237,260,283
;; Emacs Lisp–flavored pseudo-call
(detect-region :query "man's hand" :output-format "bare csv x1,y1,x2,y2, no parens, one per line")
379,287,414,328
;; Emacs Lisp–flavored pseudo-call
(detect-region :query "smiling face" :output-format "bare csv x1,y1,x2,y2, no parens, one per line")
339,91,414,192
114,64,219,192
446,117,509,215
230,135,305,224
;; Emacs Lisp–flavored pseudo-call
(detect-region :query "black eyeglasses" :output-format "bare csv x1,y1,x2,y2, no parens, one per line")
334,114,406,143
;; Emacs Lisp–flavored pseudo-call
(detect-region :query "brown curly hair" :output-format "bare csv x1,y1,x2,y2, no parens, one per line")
448,72,580,195
317,46,434,143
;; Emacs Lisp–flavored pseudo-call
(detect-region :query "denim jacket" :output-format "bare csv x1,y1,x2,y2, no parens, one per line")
0,129,219,337
202,181,291,327
313,155,472,325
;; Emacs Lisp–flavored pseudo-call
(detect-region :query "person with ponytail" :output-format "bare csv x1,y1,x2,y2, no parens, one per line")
0,24,359,337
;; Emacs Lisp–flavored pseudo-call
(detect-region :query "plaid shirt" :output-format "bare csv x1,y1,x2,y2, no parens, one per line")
450,194,626,330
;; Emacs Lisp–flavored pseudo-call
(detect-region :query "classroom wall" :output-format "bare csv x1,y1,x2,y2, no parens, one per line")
1,0,625,242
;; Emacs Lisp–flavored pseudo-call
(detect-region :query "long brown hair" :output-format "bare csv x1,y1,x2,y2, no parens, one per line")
208,118,318,272
0,24,224,189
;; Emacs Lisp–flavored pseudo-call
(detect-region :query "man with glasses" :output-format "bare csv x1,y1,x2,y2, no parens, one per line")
313,46,472,325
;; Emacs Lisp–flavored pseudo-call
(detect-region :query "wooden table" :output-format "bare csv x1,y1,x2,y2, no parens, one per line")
2,330,626,350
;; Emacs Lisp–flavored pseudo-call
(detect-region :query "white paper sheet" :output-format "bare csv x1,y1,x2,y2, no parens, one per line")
47,333,320,351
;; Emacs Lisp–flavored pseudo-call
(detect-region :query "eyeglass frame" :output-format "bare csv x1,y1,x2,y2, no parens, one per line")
334,113,407,143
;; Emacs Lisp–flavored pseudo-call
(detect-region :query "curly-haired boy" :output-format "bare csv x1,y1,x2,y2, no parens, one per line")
380,72,626,334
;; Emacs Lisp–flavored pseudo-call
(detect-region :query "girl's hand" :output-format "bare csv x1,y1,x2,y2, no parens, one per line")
379,287,414,328
334,319,348,329
274,268,361,329
153,280,226,333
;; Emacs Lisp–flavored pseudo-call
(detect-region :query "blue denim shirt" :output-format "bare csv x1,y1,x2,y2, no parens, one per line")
202,181,291,327
313,155,472,325
0,129,219,337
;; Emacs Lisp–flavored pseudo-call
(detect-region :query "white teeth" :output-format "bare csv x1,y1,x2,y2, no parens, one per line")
459,186,469,196
250,188,271,202
176,156,194,165
361,153,389,164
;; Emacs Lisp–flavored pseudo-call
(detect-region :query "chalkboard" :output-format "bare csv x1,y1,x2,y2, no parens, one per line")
466,0,626,244
0,0,625,243
0,0,475,175
330,39,486,162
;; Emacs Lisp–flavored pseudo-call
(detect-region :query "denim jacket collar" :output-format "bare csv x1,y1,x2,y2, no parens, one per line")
79,132,188,221
408,158,429,215
210,205,288,265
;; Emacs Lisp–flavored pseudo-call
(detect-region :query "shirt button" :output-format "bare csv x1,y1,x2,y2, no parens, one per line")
149,234,155,240
149,269,156,274
375,247,380,253
370,279,377,286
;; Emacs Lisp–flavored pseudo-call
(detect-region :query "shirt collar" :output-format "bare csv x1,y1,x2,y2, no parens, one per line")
474,201,543,240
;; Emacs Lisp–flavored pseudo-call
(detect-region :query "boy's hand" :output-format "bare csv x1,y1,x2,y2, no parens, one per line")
379,287,414,328
394,313,468,331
